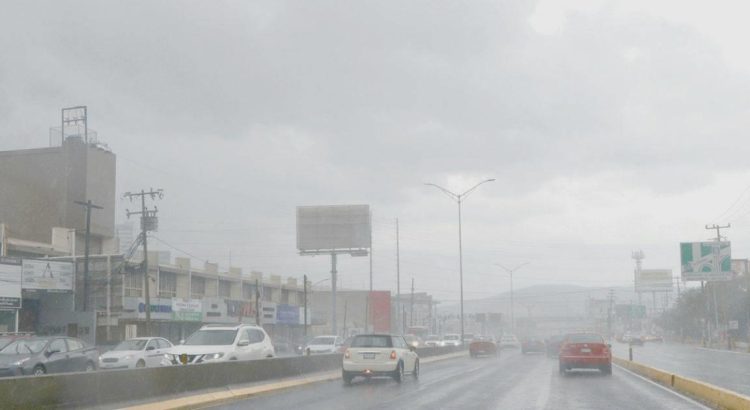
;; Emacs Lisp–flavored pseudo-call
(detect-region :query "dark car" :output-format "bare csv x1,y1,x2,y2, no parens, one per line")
545,334,565,357
469,336,498,358
0,337,99,377
521,337,545,354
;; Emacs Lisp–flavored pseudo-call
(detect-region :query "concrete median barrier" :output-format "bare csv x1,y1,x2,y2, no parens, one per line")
0,346,465,409
613,356,750,410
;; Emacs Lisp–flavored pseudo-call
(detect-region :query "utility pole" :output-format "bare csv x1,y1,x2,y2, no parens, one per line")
303,274,308,337
331,252,338,336
255,278,261,326
396,218,401,335
410,278,415,327
124,189,163,337
74,199,103,312
607,289,615,340
705,223,729,343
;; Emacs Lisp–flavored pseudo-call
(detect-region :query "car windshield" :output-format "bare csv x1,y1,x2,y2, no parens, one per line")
426,335,440,341
111,339,148,351
184,330,237,346
444,335,460,341
566,334,604,344
0,339,47,354
351,336,392,348
310,337,336,345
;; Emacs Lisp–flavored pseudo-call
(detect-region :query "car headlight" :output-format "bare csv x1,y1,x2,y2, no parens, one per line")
164,353,174,360
12,357,30,366
122,355,133,361
202,353,224,361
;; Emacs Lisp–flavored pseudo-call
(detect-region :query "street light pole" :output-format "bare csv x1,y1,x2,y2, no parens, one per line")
496,262,530,334
425,178,495,342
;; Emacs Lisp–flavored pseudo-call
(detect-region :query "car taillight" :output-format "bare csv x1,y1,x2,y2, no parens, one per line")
390,350,397,360
344,349,350,359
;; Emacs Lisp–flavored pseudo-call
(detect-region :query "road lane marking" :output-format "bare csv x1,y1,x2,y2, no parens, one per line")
613,364,711,410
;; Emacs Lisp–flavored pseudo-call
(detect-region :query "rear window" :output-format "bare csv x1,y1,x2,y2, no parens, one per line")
351,335,392,348
444,335,460,341
310,336,336,345
566,334,604,344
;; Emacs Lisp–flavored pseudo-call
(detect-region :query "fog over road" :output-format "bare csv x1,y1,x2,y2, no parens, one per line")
212,351,707,410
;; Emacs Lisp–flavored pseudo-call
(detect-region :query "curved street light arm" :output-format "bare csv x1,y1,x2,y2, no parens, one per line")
424,183,459,202
460,178,496,200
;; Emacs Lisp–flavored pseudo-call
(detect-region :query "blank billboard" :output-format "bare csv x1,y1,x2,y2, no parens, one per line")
635,269,673,292
297,205,371,252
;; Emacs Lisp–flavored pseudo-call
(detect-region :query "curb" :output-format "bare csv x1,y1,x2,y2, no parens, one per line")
613,356,750,410
120,351,467,410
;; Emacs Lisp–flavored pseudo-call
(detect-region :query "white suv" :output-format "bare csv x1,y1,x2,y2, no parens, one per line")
442,333,462,346
342,334,419,385
166,324,274,365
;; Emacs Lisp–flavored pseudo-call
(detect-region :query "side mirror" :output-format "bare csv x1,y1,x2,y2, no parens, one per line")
146,346,156,351
46,349,59,357
238,340,250,347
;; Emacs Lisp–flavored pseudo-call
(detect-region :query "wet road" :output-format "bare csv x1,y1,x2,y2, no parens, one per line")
612,341,750,397
212,350,708,410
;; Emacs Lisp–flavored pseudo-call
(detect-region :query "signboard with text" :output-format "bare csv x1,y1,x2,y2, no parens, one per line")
0,261,22,309
22,259,74,291
635,269,673,292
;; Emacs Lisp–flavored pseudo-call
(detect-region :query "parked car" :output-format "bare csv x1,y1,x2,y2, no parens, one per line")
545,334,565,357
469,337,498,358
342,334,419,385
166,324,274,365
499,334,520,349
424,334,444,347
521,337,545,354
99,337,173,369
0,336,99,377
0,333,33,351
304,335,343,354
442,333,462,346
558,333,612,375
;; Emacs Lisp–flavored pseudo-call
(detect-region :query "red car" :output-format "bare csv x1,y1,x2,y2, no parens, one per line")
558,333,611,375
469,337,498,358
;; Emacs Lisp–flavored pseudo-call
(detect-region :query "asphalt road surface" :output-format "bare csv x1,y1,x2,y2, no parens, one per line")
212,349,708,410
612,341,750,397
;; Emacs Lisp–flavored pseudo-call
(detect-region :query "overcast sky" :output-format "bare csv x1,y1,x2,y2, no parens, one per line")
2,1,750,302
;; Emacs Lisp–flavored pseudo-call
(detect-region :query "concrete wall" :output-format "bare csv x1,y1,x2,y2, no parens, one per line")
0,138,116,248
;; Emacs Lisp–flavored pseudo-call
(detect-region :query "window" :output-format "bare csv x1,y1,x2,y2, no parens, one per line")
184,329,237,346
351,335,392,348
159,271,177,298
146,339,159,350
242,283,257,300
191,276,206,299
219,280,232,298
247,329,265,344
124,272,143,297
158,338,172,349
49,339,68,353
262,287,272,302
281,289,289,304
67,339,84,351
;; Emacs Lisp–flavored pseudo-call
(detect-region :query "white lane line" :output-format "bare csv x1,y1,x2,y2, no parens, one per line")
695,346,749,356
613,364,712,410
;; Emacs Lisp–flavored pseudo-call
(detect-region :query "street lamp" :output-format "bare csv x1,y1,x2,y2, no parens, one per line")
425,178,495,342
496,262,530,334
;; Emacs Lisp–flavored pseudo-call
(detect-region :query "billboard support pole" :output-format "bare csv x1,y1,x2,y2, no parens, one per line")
331,252,337,336
14,309,19,333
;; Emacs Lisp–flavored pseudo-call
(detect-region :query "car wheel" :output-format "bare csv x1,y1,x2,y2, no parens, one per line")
413,360,419,379
136,360,146,368
558,363,566,376
33,365,46,376
393,362,404,383
602,364,612,375
342,370,354,386
85,361,96,372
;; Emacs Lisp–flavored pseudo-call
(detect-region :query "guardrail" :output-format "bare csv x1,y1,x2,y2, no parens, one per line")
0,346,465,408
613,356,750,410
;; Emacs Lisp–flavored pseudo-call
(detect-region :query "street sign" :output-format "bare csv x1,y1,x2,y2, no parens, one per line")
680,242,733,281
0,261,22,309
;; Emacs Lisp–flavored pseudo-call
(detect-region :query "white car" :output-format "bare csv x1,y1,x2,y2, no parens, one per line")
342,334,419,385
499,334,520,349
424,335,444,347
99,337,173,369
442,333,462,346
166,324,274,365
305,335,343,354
